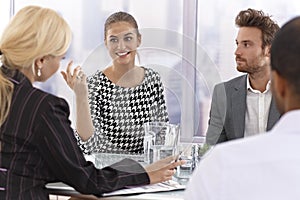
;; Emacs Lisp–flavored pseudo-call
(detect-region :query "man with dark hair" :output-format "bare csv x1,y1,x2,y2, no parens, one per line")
185,16,300,200
206,8,281,145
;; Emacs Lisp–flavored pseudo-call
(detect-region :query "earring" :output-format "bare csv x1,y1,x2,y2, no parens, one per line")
37,68,41,77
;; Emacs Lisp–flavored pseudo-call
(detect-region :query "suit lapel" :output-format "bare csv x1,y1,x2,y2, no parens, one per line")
267,97,281,130
231,76,247,138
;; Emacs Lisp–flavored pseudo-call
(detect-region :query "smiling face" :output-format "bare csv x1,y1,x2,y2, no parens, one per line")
234,27,270,74
105,21,141,67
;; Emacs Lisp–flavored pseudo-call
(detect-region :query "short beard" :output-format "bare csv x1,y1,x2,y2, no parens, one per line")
236,66,247,73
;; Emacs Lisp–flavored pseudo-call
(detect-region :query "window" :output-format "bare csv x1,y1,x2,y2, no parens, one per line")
6,0,300,143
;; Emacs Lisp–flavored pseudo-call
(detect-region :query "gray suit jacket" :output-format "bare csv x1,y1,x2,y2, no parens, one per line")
206,75,281,145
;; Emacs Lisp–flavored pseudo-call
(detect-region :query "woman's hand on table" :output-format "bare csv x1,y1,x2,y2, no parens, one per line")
144,156,185,184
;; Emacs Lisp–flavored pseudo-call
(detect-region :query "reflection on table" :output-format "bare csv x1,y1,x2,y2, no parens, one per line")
47,181,185,200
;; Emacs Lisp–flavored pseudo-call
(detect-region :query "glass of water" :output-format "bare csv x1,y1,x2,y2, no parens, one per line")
174,143,200,184
143,122,180,164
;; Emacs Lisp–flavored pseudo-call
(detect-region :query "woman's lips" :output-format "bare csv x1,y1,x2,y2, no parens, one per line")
116,51,130,57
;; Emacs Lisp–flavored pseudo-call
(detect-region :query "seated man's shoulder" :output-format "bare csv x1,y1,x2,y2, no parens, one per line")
214,75,247,92
225,74,246,85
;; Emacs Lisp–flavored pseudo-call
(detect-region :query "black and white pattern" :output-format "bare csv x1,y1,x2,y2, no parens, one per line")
76,67,169,154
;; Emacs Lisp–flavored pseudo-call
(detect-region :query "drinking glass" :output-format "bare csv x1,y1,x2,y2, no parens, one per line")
174,143,201,184
143,122,180,164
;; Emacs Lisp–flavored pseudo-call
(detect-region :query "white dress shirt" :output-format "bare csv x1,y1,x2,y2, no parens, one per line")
244,76,272,137
185,110,300,200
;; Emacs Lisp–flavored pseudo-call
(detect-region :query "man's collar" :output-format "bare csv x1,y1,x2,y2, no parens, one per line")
246,74,271,93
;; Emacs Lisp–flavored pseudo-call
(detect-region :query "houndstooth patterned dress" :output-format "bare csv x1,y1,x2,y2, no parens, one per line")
75,67,169,154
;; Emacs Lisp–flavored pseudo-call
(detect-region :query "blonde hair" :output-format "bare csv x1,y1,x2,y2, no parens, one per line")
0,5,72,125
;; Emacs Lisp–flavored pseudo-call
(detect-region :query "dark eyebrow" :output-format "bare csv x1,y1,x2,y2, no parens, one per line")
109,32,133,38
241,40,251,43
236,40,252,44
124,32,134,36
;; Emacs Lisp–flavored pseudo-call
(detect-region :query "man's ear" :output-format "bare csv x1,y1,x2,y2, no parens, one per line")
264,45,271,57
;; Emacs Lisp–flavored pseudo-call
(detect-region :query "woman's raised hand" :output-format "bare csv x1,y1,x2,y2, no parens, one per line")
61,61,88,96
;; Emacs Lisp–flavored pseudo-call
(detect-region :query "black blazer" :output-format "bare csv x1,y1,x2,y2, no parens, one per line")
206,75,281,145
0,69,149,199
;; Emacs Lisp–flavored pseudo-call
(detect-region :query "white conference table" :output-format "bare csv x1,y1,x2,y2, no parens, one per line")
47,153,187,200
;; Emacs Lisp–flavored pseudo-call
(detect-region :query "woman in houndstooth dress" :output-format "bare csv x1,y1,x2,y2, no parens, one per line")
63,11,169,154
